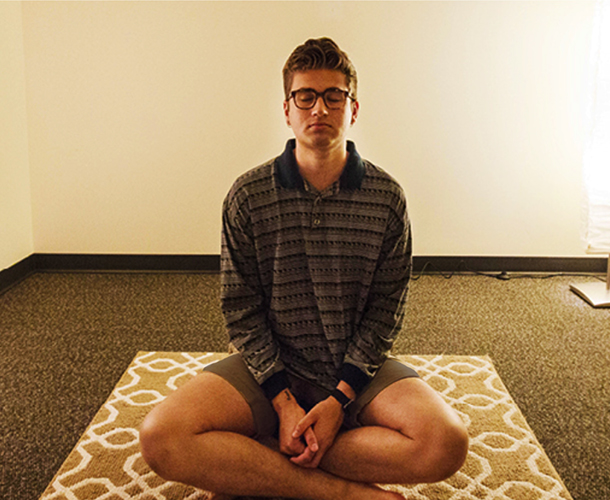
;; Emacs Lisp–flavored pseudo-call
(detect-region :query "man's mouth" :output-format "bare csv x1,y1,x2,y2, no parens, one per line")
309,123,331,130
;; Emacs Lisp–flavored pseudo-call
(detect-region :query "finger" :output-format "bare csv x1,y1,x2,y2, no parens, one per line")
284,438,305,456
279,431,305,456
289,444,318,468
292,412,317,439
303,427,319,453
289,427,320,467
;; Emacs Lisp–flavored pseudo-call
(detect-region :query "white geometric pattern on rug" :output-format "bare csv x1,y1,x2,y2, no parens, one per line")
39,352,572,500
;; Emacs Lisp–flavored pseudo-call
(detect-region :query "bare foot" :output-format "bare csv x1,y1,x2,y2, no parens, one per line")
202,492,235,500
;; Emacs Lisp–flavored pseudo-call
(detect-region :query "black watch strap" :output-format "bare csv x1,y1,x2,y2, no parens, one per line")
330,388,352,410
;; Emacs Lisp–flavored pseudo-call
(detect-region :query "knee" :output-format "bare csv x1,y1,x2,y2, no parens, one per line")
436,419,469,481
418,419,469,483
139,409,183,481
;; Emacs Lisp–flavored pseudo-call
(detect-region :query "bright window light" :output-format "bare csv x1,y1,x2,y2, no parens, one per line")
583,0,610,253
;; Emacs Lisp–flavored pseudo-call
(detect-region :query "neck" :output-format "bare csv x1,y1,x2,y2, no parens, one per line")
294,141,348,191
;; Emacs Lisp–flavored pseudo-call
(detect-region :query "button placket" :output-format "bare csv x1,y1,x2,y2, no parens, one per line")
311,195,322,228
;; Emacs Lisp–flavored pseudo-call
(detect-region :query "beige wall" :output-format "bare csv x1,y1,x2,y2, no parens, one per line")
1,2,33,270
15,1,596,258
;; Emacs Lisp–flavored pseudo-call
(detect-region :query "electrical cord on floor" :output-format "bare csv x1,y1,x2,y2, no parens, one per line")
410,259,607,282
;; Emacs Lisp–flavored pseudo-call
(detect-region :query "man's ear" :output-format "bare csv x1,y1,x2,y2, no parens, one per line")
283,100,291,127
351,100,360,126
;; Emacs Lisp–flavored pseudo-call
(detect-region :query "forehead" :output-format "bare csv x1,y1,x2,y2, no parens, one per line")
290,69,349,92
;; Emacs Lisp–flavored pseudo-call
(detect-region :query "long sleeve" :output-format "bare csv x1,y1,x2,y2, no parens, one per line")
220,185,288,395
342,189,412,392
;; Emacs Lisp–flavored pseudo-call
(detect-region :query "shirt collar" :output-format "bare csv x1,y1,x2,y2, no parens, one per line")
276,139,365,190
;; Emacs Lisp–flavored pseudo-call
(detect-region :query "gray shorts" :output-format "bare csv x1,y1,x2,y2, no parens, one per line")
203,354,419,439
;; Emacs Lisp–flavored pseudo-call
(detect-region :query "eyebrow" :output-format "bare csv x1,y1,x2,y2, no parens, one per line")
292,87,346,93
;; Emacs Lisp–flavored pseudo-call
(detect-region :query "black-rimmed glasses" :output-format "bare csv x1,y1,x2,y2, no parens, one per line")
288,88,355,110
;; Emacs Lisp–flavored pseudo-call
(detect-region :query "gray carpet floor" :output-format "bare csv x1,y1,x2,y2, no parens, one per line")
1,271,609,499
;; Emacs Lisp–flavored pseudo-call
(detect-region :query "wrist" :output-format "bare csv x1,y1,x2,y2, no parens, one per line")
337,380,356,400
272,389,298,413
329,388,353,410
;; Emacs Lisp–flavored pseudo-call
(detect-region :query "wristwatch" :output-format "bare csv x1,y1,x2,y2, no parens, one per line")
330,388,353,410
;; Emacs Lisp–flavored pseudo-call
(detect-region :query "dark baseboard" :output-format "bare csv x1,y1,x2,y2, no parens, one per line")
0,254,220,295
0,255,37,295
1,253,607,295
33,253,220,272
412,256,608,274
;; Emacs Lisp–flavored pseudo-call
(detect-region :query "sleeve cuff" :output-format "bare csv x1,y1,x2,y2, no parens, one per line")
260,370,290,400
340,363,371,395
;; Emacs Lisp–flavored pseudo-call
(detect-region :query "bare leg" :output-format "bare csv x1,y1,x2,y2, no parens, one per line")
139,372,406,500
320,377,469,485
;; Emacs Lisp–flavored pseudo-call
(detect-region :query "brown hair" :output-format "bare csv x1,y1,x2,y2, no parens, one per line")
282,37,358,100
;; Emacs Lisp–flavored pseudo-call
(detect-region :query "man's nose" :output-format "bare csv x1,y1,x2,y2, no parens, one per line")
311,95,329,114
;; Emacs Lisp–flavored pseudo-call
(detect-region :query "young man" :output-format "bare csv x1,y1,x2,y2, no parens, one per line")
140,38,468,500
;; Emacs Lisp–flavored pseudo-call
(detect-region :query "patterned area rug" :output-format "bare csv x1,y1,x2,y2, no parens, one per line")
39,352,572,500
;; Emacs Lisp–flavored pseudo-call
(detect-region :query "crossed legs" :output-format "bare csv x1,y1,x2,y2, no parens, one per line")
320,377,468,484
139,371,468,500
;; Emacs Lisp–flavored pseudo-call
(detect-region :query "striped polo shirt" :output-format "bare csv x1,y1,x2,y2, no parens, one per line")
221,139,412,399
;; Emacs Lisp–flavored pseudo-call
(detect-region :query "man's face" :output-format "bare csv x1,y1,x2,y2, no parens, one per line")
283,69,359,153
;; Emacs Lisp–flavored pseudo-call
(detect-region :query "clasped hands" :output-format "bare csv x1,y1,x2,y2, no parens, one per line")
272,389,345,469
